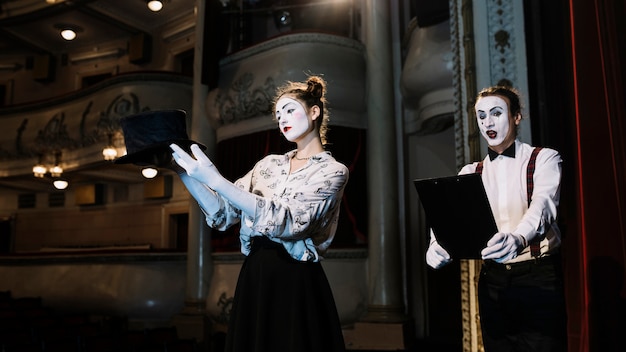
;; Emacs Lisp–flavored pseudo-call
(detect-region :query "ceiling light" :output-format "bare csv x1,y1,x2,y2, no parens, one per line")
54,23,83,41
142,167,158,179
147,0,163,12
61,29,76,41
53,179,69,190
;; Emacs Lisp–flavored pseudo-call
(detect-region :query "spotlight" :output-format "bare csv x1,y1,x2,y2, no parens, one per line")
147,0,163,12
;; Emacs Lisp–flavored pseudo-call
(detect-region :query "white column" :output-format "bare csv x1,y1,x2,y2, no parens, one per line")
362,0,405,322
342,2,412,349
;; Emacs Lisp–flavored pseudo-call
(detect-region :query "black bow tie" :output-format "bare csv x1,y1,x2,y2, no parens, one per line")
488,143,516,161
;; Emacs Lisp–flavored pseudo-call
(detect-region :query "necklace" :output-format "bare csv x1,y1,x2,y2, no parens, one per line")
293,152,311,161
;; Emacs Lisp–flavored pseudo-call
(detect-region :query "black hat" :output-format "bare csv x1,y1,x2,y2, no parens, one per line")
114,109,206,166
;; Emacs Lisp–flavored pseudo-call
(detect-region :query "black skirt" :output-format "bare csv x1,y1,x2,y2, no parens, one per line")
224,236,346,352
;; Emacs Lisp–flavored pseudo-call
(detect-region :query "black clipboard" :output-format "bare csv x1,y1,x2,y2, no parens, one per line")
413,173,498,259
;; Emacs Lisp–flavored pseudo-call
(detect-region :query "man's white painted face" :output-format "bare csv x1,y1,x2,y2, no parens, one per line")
475,96,513,147
275,97,312,142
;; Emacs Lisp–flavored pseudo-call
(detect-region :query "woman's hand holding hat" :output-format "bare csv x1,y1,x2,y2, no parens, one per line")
171,143,257,216
171,143,223,189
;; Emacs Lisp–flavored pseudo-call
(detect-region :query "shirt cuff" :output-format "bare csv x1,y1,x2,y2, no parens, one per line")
202,206,226,228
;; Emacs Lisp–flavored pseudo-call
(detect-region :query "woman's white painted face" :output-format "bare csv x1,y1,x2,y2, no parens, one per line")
275,97,312,142
475,96,516,148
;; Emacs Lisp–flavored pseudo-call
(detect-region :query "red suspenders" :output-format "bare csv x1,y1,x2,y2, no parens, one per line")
526,148,543,257
475,147,544,257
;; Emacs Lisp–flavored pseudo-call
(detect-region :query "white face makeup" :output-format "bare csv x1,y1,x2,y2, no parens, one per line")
275,97,313,142
475,96,518,150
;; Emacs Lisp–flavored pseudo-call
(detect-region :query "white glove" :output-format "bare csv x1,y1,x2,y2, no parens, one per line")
171,143,257,216
171,144,224,189
426,240,452,269
178,173,220,214
481,232,526,263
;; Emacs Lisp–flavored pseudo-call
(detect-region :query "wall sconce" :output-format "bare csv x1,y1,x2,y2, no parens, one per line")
142,167,158,179
33,163,47,178
102,134,118,161
53,179,69,190
147,0,163,12
50,165,64,177
32,152,67,183
54,23,83,41
102,146,117,160
49,152,64,177
33,154,47,178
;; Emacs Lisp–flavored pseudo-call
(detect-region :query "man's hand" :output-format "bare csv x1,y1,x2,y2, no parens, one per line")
426,240,452,269
481,232,527,263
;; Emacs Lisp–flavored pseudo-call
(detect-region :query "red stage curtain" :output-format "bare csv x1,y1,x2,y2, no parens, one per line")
566,0,626,350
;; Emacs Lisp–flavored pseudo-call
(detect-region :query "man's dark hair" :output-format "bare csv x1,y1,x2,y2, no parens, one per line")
477,85,523,118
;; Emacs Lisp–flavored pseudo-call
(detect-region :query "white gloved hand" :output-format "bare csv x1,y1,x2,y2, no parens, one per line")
171,143,258,216
481,232,527,263
426,240,452,269
171,144,224,189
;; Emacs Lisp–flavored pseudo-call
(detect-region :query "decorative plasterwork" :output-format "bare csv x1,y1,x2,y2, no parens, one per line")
0,73,192,177
206,32,367,142
1,94,143,162
212,73,276,125
487,0,517,86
